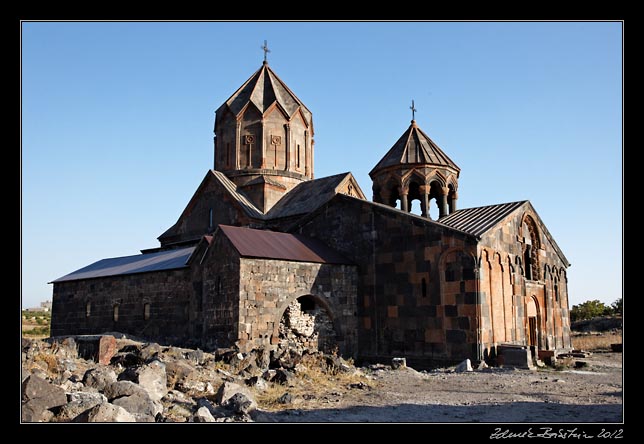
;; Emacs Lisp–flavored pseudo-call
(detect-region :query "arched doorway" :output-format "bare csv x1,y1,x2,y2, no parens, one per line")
526,296,540,357
278,295,336,354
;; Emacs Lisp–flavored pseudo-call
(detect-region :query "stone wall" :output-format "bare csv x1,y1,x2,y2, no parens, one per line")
195,232,241,350
294,194,480,367
51,268,194,344
236,257,359,356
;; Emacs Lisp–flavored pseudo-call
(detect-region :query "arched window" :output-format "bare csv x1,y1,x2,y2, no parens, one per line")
421,278,427,298
144,303,151,321
208,208,214,229
553,278,559,302
521,216,541,280
113,305,119,322
85,301,91,318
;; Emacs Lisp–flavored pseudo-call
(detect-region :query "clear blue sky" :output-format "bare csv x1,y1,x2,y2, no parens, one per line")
21,21,622,309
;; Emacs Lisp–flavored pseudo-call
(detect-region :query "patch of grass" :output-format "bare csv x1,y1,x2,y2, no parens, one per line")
252,353,372,411
253,383,291,410
572,332,622,351
554,356,573,371
33,352,60,377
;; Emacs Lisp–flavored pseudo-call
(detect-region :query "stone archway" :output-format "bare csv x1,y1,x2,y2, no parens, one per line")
526,296,541,355
277,295,337,354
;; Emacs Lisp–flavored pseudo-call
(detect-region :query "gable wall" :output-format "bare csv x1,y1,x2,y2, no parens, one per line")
159,176,257,246
477,207,572,359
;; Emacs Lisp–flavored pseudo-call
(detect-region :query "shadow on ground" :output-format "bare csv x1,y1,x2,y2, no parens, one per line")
254,402,623,423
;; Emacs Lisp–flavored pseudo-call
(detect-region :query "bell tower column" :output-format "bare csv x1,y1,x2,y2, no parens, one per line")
449,190,458,213
419,184,430,218
438,187,449,218
398,186,409,212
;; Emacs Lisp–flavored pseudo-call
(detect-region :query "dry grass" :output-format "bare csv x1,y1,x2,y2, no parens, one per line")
253,383,291,410
252,354,371,411
33,352,60,377
572,332,622,351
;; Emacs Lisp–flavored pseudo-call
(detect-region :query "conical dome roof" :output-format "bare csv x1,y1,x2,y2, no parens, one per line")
217,61,312,124
369,120,460,176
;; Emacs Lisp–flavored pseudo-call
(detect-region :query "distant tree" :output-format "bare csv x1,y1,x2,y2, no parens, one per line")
611,298,622,316
570,299,611,322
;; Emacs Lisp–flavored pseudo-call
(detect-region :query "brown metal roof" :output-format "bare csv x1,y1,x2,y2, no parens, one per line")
219,225,353,265
438,201,527,238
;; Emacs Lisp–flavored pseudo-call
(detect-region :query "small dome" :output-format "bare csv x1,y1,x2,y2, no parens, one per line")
370,120,460,176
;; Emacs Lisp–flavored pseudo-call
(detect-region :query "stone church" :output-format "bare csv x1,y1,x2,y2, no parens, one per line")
50,57,573,367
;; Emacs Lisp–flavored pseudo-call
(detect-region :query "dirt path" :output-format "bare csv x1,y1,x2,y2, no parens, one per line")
255,352,622,423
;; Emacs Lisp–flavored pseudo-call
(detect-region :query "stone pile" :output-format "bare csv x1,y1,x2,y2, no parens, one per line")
21,335,359,423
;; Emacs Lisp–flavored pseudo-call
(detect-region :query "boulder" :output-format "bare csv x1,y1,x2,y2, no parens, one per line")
455,359,473,373
254,348,271,370
185,349,205,365
272,368,294,385
215,381,257,413
165,360,197,388
74,335,117,365
176,379,211,394
195,398,227,418
391,357,407,369
60,379,84,392
224,392,256,415
22,375,67,421
193,406,216,422
117,360,167,402
68,391,108,404
51,337,78,360
140,342,163,362
272,348,302,369
22,401,50,422
74,403,136,422
103,380,148,401
110,352,144,368
164,404,194,422
112,391,161,421
83,366,117,391
277,393,292,404
55,392,107,422
245,376,268,390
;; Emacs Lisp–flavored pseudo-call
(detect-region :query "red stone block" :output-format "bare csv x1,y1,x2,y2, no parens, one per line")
97,335,117,365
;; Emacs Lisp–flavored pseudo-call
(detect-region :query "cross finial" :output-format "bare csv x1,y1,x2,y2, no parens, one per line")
261,40,270,63
410,100,417,121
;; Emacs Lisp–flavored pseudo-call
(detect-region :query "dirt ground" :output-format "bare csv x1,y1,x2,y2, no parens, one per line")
254,352,623,423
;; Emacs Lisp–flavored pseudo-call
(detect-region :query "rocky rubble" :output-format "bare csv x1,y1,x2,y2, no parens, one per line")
21,335,364,423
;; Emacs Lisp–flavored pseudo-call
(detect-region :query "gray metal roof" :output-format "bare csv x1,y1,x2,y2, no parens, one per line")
51,246,195,283
370,120,460,176
438,201,527,238
220,224,353,265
